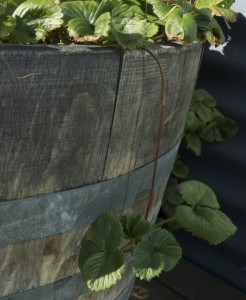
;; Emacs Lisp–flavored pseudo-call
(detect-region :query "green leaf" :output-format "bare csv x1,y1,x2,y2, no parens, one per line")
90,213,124,251
221,0,234,8
206,18,225,44
9,16,37,43
190,91,215,122
150,228,182,271
0,3,5,16
172,159,189,179
175,205,237,245
111,28,147,49
2,0,25,16
192,89,217,108
200,117,239,142
133,228,182,280
110,1,158,49
163,178,184,206
185,111,204,132
195,0,224,9
79,213,126,291
211,6,237,22
181,12,197,43
165,8,184,41
79,240,102,271
121,17,158,37
61,1,98,24
133,240,164,280
191,8,212,32
13,0,63,41
185,133,202,156
94,12,111,36
162,201,177,218
120,213,150,239
165,8,197,43
172,0,194,13
146,0,172,19
93,0,119,20
67,17,94,37
0,15,16,39
196,104,213,121
178,180,220,208
85,250,125,291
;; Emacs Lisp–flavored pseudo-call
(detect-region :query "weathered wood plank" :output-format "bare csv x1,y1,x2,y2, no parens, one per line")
0,45,121,201
103,44,202,179
124,141,179,216
161,44,203,154
158,259,246,300
0,178,167,299
0,143,178,245
0,197,151,298
0,226,85,297
0,43,202,300
1,264,135,300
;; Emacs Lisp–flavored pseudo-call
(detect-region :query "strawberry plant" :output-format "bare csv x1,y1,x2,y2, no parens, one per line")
79,90,238,292
0,0,237,49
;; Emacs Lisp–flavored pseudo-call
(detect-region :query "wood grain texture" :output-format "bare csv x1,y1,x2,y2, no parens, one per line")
0,43,202,299
103,43,202,179
0,196,150,298
0,45,121,201
0,143,178,246
0,43,201,201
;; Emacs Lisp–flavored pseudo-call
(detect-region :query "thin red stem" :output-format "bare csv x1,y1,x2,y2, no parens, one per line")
141,47,166,220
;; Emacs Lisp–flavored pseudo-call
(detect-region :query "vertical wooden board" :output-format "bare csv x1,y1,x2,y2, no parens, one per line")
0,45,121,200
161,44,203,153
123,141,179,213
133,44,202,170
103,49,152,179
0,226,87,297
103,44,202,179
127,46,185,171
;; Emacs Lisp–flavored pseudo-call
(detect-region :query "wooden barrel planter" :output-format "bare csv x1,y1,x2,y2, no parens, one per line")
0,43,202,299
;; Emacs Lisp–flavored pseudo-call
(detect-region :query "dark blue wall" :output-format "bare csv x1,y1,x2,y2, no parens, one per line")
176,14,246,292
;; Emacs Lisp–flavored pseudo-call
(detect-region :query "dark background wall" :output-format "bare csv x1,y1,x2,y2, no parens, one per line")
176,14,246,292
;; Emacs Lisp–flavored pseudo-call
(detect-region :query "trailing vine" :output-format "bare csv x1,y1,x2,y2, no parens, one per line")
78,88,238,292
141,46,166,220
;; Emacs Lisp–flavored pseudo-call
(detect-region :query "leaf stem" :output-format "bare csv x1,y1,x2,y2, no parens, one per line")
152,33,166,41
155,217,176,228
163,6,177,21
141,47,166,221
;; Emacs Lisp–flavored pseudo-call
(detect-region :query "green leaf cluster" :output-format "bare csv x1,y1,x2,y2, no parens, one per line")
79,212,182,290
80,87,238,292
0,0,237,49
185,89,238,156
176,181,237,245
61,0,158,49
162,88,238,243
79,213,125,291
0,0,63,43
163,180,237,244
